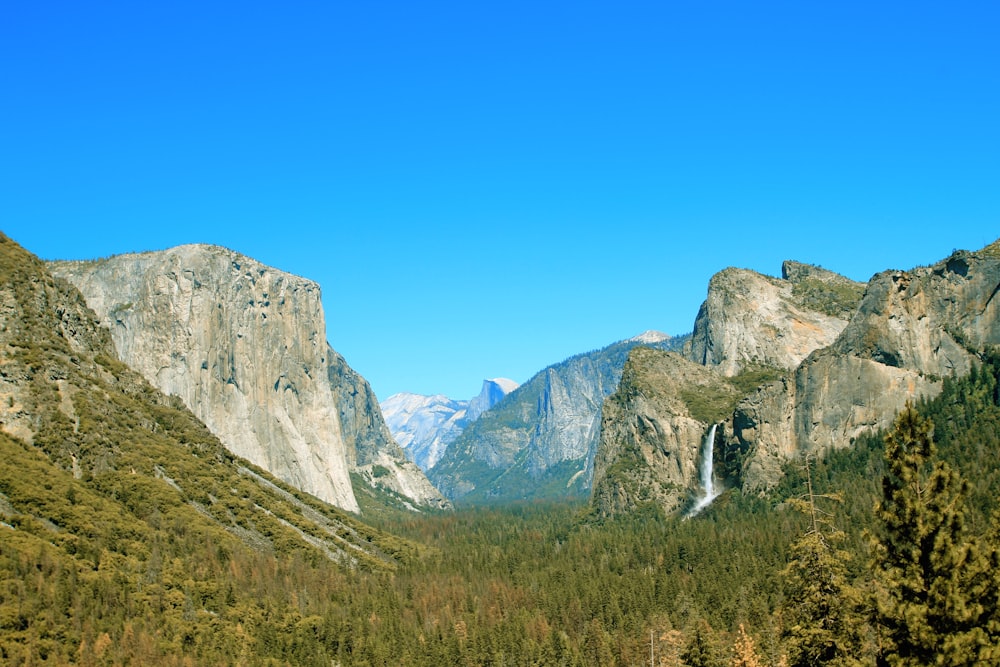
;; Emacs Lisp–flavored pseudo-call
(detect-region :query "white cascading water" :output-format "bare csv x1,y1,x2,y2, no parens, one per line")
688,423,720,516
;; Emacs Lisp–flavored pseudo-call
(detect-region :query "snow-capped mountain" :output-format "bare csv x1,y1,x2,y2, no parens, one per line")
381,378,519,471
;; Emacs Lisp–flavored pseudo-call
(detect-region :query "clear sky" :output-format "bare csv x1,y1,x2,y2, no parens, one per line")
3,2,998,401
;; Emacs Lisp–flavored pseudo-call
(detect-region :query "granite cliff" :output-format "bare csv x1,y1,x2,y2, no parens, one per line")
593,243,1000,518
730,242,1000,491
594,262,862,515
591,348,741,517
50,245,447,513
684,261,865,376
0,232,413,571
430,332,684,503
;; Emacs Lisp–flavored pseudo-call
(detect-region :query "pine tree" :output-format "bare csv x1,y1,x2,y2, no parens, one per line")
870,405,995,666
683,619,726,667
781,458,866,666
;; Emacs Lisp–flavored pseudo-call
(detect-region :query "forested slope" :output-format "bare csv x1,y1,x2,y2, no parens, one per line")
0,233,423,665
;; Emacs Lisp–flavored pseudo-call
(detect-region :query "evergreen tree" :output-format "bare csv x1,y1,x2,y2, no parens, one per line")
683,619,727,667
870,405,995,666
781,458,866,666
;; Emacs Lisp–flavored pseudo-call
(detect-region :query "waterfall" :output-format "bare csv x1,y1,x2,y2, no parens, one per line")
688,423,720,516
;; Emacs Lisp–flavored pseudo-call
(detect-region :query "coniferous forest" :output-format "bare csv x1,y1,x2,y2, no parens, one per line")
3,234,1000,664
3,354,1000,665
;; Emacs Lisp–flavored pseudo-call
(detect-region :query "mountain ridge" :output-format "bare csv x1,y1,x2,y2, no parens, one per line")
382,377,519,471
429,332,687,503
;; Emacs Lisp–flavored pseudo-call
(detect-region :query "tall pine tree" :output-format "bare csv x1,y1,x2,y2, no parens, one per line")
870,405,995,666
781,458,866,666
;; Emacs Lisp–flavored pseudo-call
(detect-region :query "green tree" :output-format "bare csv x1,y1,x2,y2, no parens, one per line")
683,619,726,667
781,458,866,666
870,406,995,666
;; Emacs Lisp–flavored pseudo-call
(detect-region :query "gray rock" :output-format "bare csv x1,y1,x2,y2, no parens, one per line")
50,244,446,513
430,332,685,503
684,262,864,376
730,242,1000,491
593,260,868,517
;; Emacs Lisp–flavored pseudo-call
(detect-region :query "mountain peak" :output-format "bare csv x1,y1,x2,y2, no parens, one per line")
383,378,520,471
486,377,520,394
629,330,672,344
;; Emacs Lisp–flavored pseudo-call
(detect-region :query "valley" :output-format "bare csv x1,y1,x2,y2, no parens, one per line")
2,231,1000,665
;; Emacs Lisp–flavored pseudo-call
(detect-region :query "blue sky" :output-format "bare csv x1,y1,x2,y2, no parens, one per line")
3,1,998,401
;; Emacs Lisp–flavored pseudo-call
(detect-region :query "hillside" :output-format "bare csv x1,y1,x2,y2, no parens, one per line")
0,233,422,664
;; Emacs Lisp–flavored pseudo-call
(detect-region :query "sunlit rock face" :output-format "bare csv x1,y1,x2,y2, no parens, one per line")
592,348,731,518
730,243,1000,491
590,243,1000,517
50,244,448,513
684,261,864,377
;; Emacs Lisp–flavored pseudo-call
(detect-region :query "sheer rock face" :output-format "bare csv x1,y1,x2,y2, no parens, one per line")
684,262,864,376
590,260,865,516
730,244,1000,491
48,245,444,513
591,349,729,517
591,244,1000,517
328,349,451,510
429,334,683,503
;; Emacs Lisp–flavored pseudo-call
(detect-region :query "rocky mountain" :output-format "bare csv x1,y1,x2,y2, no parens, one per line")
730,242,1000,492
381,378,519,471
0,232,425,662
50,245,447,514
0,234,414,563
592,243,1000,518
683,260,865,376
429,332,685,504
593,262,862,516
592,348,742,517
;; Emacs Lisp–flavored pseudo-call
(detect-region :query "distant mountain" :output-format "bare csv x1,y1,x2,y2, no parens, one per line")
382,378,519,471
50,245,448,514
467,377,520,421
429,332,686,504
